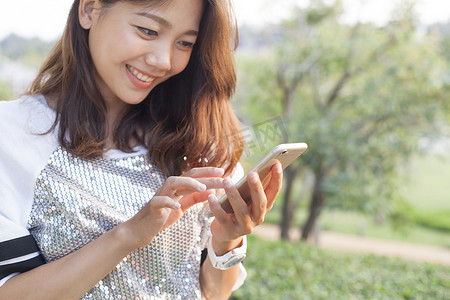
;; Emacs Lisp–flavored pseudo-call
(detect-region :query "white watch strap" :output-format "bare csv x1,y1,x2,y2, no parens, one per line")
207,235,247,270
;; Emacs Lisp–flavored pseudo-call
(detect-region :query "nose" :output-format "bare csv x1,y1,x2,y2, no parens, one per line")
144,42,172,73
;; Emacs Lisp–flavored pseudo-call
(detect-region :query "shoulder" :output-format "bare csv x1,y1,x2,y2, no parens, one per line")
0,95,57,176
0,95,54,132
0,93,58,182
0,96,54,286
0,95,58,244
0,95,57,157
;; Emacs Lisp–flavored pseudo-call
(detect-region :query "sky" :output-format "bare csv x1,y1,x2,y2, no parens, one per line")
0,0,449,41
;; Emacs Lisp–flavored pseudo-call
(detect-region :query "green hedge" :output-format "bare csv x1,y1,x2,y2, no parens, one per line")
412,210,450,232
231,235,449,300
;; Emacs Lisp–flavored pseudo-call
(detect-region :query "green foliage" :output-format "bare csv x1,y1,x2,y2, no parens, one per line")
0,80,12,100
0,34,53,67
412,210,450,232
231,235,450,299
234,53,282,123
262,153,450,247
234,1,450,233
441,35,450,62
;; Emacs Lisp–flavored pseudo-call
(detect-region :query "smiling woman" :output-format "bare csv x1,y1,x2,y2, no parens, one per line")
29,0,242,174
79,1,201,112
0,0,285,299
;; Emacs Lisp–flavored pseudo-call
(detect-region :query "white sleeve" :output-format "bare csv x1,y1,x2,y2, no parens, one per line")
0,96,57,287
232,263,247,291
230,162,245,183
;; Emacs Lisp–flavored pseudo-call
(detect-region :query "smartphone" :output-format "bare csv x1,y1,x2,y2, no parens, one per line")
207,143,308,217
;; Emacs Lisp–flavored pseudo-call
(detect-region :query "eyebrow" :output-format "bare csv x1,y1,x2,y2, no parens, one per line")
135,12,199,36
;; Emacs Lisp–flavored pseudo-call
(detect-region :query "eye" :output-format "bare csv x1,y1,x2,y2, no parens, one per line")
178,41,194,49
136,26,158,37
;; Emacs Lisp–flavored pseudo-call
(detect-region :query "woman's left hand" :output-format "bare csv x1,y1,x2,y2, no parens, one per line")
207,162,283,252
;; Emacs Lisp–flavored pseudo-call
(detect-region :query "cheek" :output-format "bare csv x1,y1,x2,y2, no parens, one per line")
171,52,193,75
89,21,134,66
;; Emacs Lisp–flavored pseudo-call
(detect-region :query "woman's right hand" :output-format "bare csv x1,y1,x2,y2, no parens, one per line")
121,167,225,249
0,167,224,300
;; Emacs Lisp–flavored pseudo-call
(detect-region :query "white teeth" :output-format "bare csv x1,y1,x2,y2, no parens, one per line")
128,65,154,83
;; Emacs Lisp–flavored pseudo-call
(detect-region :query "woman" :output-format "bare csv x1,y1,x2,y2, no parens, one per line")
0,0,283,299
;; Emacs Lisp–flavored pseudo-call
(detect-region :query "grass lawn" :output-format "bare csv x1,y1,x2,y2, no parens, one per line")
231,235,450,300
319,210,450,248
399,154,450,211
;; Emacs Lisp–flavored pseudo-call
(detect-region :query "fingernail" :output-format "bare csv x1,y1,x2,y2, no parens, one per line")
224,178,233,189
276,163,282,173
249,172,258,184
198,184,207,191
215,168,225,176
173,202,181,209
208,194,218,203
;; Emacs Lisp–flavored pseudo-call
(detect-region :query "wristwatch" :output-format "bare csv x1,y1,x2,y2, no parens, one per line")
207,235,247,270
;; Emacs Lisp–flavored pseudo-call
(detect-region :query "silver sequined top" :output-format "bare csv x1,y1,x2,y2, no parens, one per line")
27,147,210,299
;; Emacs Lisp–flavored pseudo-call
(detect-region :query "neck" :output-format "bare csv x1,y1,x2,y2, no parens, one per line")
104,105,125,150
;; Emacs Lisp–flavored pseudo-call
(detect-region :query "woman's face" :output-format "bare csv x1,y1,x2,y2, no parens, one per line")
79,0,204,113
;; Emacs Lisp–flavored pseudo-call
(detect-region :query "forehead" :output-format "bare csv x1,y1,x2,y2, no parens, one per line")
111,0,204,14
105,0,205,26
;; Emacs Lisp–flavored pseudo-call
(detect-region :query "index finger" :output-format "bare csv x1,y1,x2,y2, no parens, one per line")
158,176,206,198
182,167,225,178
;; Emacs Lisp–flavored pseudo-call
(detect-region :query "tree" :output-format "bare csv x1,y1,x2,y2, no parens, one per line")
0,34,53,67
234,1,450,240
0,80,12,100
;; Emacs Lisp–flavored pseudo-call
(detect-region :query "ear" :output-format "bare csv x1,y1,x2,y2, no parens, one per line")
78,0,97,29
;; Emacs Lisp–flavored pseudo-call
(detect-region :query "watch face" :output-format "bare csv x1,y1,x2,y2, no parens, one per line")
224,253,246,269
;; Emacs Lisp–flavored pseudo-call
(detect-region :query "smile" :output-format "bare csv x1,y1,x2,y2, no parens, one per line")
126,65,155,83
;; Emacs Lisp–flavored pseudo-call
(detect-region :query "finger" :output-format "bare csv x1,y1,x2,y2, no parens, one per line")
264,163,283,211
195,177,224,190
151,196,182,210
182,167,225,178
207,194,232,224
180,190,215,212
158,176,206,197
247,172,267,224
223,178,250,220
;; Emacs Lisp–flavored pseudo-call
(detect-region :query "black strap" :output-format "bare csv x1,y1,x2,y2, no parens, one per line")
201,248,208,266
0,235,41,261
0,255,46,279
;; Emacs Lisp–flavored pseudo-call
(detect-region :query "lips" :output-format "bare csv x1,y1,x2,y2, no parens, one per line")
126,64,156,89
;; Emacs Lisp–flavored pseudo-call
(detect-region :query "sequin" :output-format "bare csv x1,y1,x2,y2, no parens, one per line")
27,147,211,299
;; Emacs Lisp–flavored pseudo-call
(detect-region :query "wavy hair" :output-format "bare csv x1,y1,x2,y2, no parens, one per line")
28,0,243,176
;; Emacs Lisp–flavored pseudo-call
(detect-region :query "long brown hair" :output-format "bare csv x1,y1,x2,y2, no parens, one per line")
28,0,243,176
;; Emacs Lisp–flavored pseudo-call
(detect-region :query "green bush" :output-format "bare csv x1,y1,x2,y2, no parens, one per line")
231,235,450,300
412,210,450,232
0,80,12,100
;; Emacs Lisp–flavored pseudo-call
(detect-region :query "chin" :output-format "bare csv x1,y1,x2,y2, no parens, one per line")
121,91,151,106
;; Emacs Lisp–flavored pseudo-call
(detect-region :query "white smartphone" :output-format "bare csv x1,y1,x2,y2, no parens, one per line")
206,143,308,217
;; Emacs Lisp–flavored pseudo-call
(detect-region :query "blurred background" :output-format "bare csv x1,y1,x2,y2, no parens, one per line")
1,0,449,298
